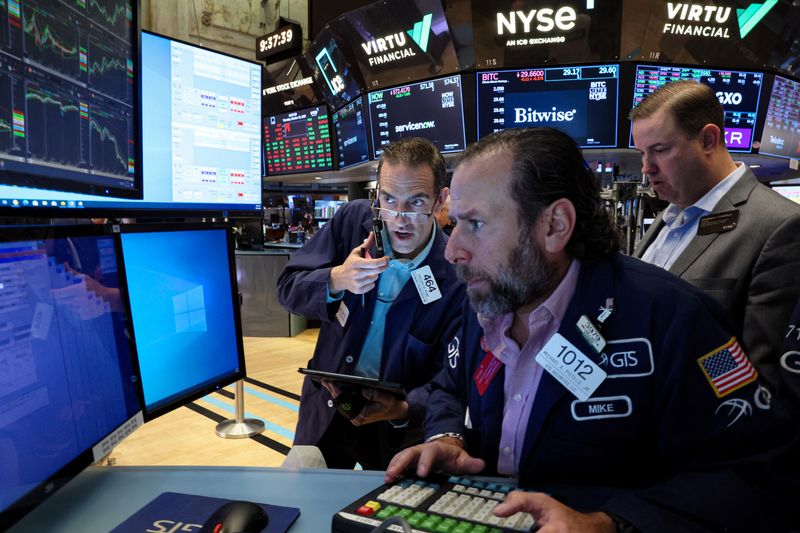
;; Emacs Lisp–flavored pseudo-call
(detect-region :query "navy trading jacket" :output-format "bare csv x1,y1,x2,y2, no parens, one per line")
278,200,465,447
780,300,800,417
427,253,799,532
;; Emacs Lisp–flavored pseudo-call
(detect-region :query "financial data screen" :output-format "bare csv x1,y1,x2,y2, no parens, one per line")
476,65,620,148
367,75,467,158
0,30,263,214
333,98,369,169
759,76,800,159
631,65,763,152
0,0,138,197
264,104,334,175
0,230,140,519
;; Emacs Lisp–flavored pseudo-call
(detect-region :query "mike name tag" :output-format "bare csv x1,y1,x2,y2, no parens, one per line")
411,265,442,304
697,210,739,235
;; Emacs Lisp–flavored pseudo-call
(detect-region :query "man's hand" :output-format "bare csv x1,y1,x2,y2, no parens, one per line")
329,232,389,295
493,491,616,533
350,389,407,426
384,439,485,483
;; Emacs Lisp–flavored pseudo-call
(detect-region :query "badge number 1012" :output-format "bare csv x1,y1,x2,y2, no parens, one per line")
535,333,607,401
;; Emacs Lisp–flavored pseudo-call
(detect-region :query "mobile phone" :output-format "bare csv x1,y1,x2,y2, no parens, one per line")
372,218,385,257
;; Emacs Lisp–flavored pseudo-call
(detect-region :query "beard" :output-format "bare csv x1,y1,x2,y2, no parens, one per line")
456,232,559,317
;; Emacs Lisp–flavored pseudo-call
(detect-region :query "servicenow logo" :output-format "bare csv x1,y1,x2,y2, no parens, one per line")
514,107,576,123
360,13,432,67
395,120,436,133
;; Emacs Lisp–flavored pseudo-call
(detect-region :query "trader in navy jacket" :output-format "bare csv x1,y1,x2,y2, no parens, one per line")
386,128,799,531
278,137,465,470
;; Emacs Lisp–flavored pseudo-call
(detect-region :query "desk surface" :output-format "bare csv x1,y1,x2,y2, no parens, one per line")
10,466,386,533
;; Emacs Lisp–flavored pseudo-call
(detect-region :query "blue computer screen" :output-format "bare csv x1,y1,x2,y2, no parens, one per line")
0,228,141,523
120,227,243,415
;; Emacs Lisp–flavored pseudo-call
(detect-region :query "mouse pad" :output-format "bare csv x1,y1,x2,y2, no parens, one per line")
110,491,300,532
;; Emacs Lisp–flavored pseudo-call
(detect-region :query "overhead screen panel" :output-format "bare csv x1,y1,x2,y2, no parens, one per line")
476,65,619,148
471,0,622,69
333,98,370,169
262,56,322,114
0,0,139,200
264,104,334,175
759,75,800,159
0,31,263,216
306,20,365,110
342,0,461,90
367,74,467,158
625,0,798,74
630,65,764,152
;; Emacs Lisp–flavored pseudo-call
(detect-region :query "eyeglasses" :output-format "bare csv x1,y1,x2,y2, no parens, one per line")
370,206,434,222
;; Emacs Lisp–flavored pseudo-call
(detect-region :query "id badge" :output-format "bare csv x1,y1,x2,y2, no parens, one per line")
411,265,442,304
535,333,606,401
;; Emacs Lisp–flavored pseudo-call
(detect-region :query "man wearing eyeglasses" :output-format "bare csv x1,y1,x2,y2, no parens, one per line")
277,137,466,470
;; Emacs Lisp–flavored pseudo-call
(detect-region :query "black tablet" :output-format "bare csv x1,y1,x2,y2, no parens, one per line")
298,368,406,396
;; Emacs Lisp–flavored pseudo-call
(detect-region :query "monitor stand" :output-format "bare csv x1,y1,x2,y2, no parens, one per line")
215,380,265,439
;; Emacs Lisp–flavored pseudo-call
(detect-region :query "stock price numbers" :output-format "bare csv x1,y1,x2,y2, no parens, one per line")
256,23,302,61
516,70,544,82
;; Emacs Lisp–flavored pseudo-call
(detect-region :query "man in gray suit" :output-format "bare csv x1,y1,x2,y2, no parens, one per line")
631,79,800,393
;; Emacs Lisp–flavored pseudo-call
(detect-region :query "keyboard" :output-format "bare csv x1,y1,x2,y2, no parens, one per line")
332,474,536,533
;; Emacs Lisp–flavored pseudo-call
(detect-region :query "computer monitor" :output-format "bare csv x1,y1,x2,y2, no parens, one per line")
264,104,334,175
0,31,264,217
759,75,800,159
0,0,140,201
476,64,620,148
771,184,800,204
0,225,142,527
118,223,246,420
367,74,467,158
630,64,764,152
333,98,370,170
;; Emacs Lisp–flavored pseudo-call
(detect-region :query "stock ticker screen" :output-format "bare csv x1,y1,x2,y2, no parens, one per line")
333,98,369,169
759,75,800,159
264,104,334,175
0,0,138,198
367,75,467,158
631,65,764,152
476,65,620,148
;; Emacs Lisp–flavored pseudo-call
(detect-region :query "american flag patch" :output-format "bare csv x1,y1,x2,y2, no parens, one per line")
697,337,758,398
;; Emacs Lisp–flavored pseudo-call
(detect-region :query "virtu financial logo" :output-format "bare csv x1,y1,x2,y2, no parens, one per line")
361,14,432,67
664,1,778,39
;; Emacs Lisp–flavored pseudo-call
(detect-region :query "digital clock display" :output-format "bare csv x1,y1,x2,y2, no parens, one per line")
256,23,302,61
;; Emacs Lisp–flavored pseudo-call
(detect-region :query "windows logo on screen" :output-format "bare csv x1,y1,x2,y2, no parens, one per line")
172,285,207,333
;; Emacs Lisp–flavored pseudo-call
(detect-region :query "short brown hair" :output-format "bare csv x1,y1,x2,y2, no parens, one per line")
376,137,447,195
629,80,725,141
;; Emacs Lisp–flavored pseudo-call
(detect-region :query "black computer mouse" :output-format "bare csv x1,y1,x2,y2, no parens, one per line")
201,500,269,533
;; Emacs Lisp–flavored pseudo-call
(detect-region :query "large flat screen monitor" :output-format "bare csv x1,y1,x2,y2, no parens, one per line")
264,104,334,175
630,64,764,152
333,98,370,169
476,64,620,148
0,0,140,200
759,75,800,159
1,31,264,217
367,74,467,158
118,223,246,420
0,225,142,527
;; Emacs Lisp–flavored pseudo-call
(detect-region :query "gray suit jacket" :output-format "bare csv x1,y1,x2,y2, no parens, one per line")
635,168,800,387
